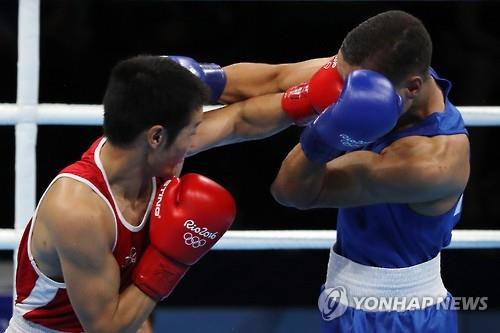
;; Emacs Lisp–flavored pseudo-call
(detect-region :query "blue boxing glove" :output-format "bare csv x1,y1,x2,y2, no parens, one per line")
164,55,226,103
300,69,403,163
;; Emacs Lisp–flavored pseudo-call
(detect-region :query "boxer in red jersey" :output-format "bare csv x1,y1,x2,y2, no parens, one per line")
6,54,336,333
8,57,236,333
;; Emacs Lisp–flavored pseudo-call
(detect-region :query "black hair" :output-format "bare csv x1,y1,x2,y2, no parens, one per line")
340,10,432,85
103,55,208,147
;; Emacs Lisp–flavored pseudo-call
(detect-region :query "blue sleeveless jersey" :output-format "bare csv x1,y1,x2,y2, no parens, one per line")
335,69,469,268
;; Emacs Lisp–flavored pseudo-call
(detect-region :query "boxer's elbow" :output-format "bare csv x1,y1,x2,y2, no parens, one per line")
270,180,315,210
86,322,136,333
270,181,289,207
84,313,141,333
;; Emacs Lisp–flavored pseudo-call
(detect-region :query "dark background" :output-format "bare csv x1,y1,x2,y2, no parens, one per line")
1,0,500,310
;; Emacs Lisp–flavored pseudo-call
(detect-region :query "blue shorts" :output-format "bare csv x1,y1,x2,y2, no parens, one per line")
319,293,458,333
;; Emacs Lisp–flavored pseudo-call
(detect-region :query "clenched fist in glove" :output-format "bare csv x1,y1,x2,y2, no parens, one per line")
133,173,236,301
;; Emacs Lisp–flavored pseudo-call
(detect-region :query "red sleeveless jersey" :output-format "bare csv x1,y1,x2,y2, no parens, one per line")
11,137,156,332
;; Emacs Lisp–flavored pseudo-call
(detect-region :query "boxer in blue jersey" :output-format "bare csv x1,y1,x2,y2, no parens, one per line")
166,10,469,332
271,11,469,333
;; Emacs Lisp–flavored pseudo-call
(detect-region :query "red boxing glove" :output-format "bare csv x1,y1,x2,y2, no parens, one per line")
309,55,344,113
133,173,236,301
281,82,314,126
281,56,344,126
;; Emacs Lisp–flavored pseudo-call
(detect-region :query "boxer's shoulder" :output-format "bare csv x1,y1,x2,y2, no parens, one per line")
30,176,116,280
382,134,469,163
379,134,469,212
38,177,115,249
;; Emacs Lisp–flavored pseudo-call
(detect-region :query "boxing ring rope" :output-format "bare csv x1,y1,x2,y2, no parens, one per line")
1,104,500,126
2,0,500,255
1,228,500,251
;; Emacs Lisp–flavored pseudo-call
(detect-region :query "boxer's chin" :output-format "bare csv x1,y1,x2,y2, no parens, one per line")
159,159,185,179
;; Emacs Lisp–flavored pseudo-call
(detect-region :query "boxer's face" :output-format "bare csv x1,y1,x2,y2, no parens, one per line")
335,51,360,82
336,50,424,115
148,107,203,178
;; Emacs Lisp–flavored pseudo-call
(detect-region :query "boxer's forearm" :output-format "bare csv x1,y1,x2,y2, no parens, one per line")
137,318,154,333
75,283,155,333
221,57,332,104
271,144,327,209
189,93,293,155
101,286,156,333
230,93,293,141
221,62,288,103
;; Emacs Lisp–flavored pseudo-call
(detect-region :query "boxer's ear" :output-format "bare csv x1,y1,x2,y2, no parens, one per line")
147,125,167,149
402,76,423,100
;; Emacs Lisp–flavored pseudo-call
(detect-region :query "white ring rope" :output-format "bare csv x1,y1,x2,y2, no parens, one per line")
211,229,500,250
0,104,224,125
1,229,500,250
0,104,499,126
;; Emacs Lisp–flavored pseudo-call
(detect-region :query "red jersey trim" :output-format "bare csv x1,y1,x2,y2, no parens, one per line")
93,138,156,233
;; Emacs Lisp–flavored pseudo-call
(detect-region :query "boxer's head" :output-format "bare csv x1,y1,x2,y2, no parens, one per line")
338,10,432,112
103,55,208,177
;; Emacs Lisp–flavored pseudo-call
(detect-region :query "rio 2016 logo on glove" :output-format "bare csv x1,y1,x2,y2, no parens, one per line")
183,232,207,248
339,133,371,149
183,219,218,240
322,55,338,70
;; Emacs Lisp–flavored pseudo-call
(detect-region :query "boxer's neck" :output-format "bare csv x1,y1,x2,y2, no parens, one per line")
395,77,445,131
412,76,445,118
99,140,152,202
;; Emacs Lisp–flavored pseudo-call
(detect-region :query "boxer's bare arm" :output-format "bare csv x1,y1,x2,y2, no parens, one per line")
137,318,153,333
221,56,333,104
188,93,292,155
271,135,469,215
42,179,155,333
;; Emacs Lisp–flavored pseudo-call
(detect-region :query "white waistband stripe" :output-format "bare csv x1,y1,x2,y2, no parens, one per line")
325,249,448,311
